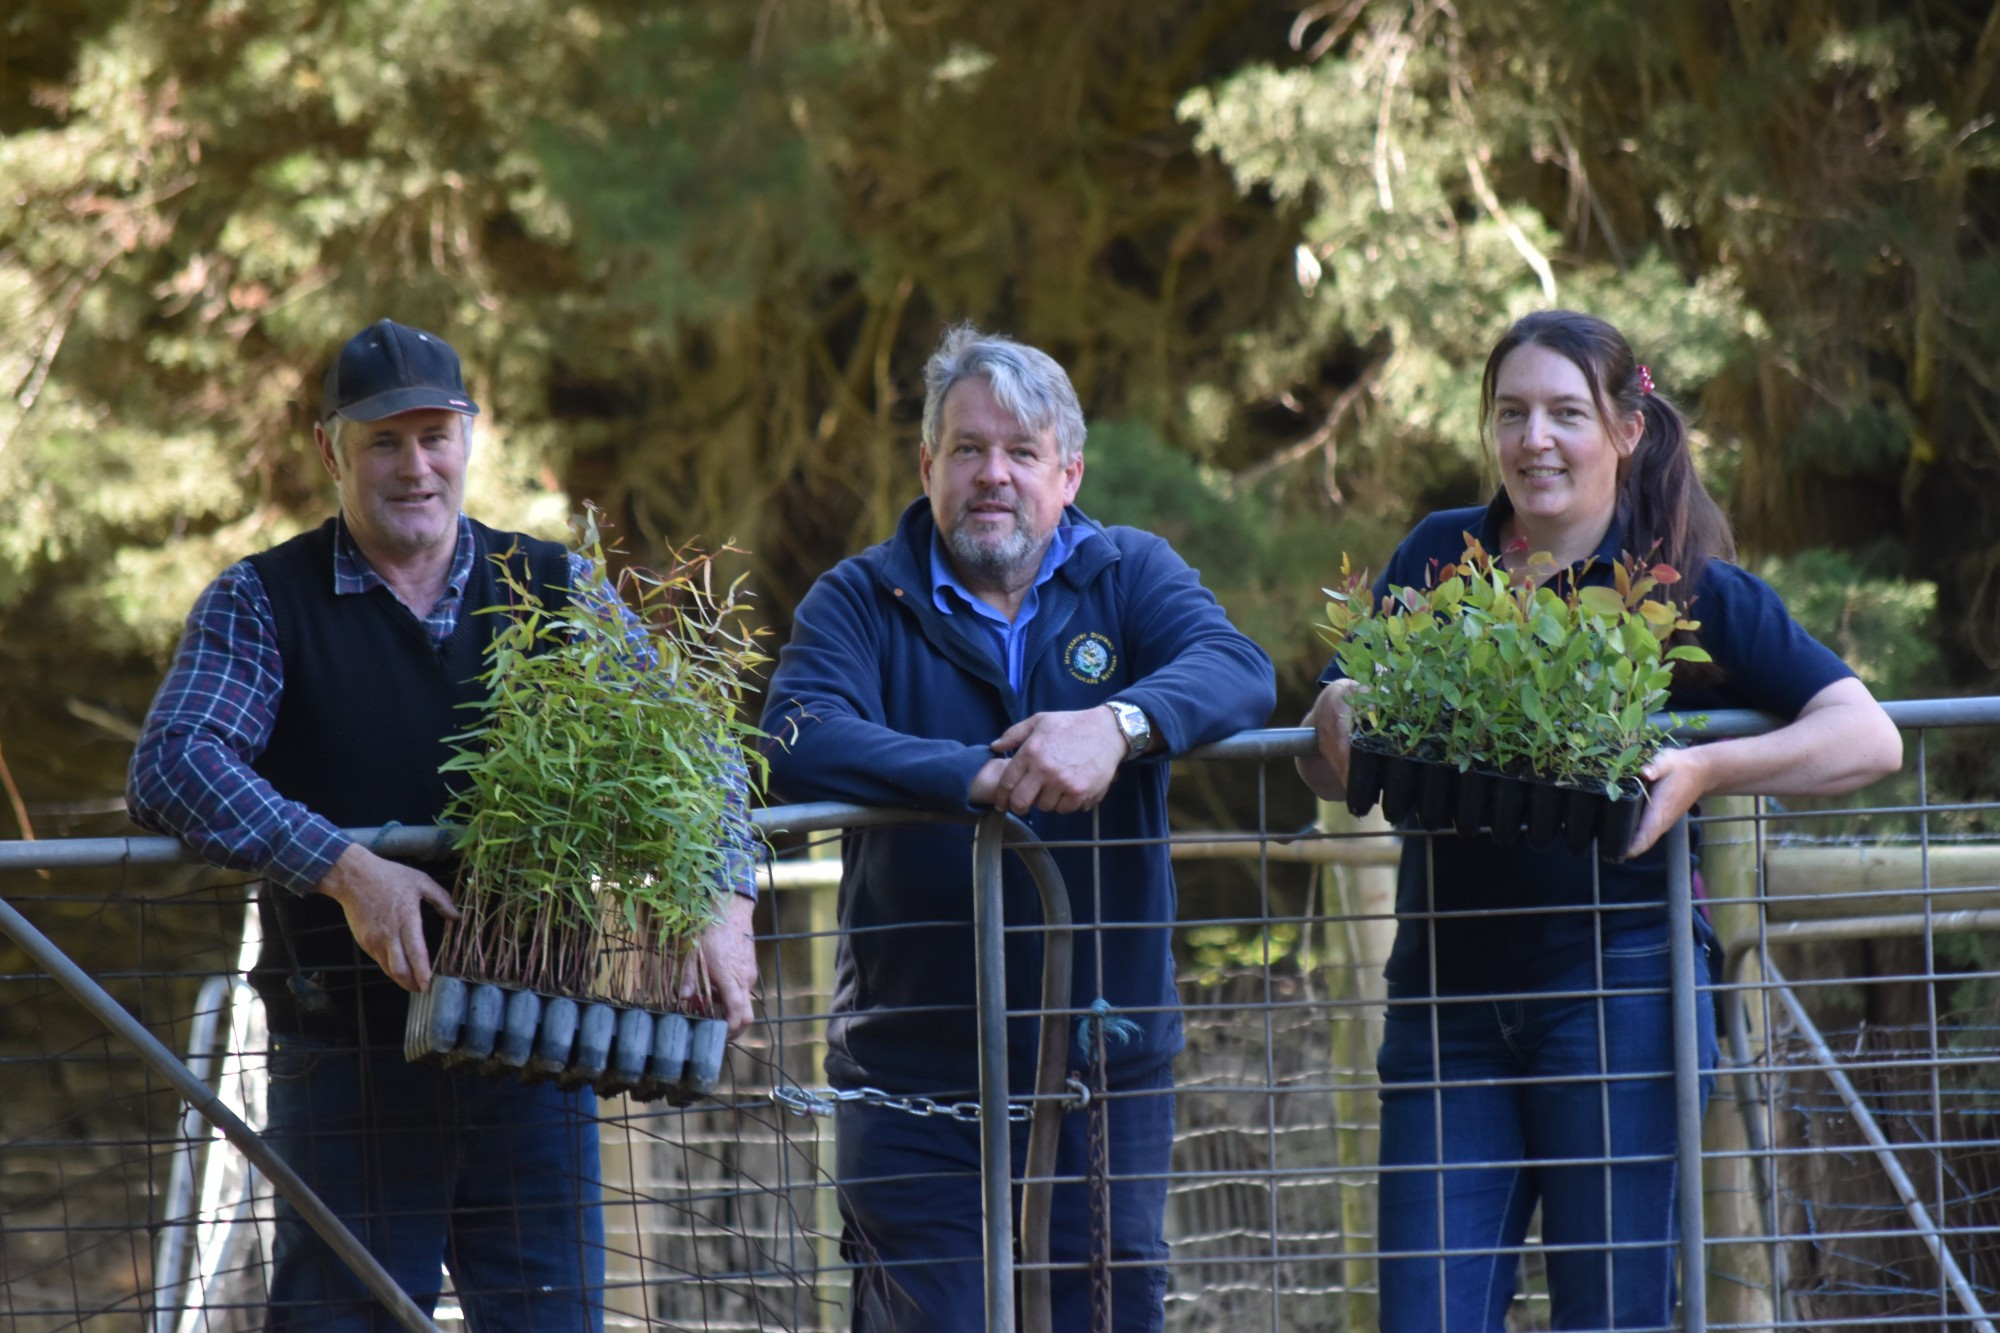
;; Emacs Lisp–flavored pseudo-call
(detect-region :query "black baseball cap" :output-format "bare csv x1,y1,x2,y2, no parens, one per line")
321,318,480,422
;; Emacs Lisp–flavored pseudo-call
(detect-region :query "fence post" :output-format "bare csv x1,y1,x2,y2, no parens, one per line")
972,812,1017,1330
804,842,849,1315
1697,795,1778,1327
1317,798,1393,1330
1666,816,1708,1333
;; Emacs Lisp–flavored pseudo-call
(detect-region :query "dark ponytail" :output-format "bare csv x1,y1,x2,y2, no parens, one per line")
1620,388,1734,595
1479,309,1735,601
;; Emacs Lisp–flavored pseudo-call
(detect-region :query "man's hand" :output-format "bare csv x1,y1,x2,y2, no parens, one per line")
316,843,460,993
685,891,759,1036
985,708,1127,815
968,755,1010,807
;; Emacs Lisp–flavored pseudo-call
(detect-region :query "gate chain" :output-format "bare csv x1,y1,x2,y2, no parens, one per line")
1088,1020,1113,1333
770,1081,1091,1124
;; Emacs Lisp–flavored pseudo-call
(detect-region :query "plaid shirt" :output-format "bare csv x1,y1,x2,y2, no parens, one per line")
128,512,756,897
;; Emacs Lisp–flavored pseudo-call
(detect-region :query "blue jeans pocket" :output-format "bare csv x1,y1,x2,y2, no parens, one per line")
268,1032,335,1082
1597,925,1674,999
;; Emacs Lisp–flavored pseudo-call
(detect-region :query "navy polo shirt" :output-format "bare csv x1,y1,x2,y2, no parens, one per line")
929,524,1091,690
1319,495,1854,997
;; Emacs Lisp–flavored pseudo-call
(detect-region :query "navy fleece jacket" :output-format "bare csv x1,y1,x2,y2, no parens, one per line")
761,498,1275,1095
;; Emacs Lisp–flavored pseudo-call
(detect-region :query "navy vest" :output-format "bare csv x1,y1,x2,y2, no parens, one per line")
245,517,568,1040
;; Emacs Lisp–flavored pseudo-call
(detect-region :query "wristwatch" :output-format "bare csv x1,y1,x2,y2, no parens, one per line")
1105,700,1152,762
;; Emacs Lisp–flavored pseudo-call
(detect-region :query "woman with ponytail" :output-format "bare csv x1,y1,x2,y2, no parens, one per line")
1297,310,1902,1330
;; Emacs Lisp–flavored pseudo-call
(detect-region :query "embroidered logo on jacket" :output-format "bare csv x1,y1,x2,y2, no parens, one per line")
1065,632,1118,684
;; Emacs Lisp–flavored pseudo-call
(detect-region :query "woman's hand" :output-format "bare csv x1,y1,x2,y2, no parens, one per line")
1625,676,1902,858
1626,745,1710,857
1296,678,1364,800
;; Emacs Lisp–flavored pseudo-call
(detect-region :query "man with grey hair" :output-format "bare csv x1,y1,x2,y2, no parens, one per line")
761,324,1274,1329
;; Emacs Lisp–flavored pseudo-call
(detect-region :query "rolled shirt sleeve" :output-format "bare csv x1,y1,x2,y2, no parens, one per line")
126,563,351,893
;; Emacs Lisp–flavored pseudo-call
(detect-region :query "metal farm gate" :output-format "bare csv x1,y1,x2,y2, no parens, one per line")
2,701,1997,1331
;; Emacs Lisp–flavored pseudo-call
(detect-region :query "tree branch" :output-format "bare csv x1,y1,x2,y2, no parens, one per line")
1231,355,1385,500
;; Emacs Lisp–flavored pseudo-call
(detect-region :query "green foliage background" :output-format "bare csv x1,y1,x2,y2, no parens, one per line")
4,0,1996,829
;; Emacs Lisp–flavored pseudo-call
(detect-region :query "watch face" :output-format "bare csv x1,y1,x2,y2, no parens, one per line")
1113,702,1148,754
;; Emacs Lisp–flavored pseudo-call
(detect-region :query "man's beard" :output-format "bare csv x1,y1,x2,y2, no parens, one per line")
944,504,1046,586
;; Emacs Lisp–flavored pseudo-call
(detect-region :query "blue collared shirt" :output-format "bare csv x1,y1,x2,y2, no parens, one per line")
929,524,1091,690
129,512,756,898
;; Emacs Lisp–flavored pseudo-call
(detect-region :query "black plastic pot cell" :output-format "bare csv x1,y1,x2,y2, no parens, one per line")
1524,778,1564,850
648,1013,692,1089
493,989,541,1071
1601,782,1645,861
560,1003,617,1089
1451,768,1487,839
403,976,467,1063
445,983,505,1067
676,1017,729,1102
1380,753,1419,825
1416,759,1455,831
602,1008,655,1097
1345,738,1388,818
1562,785,1604,857
527,997,579,1083
399,985,429,1064
1486,773,1525,847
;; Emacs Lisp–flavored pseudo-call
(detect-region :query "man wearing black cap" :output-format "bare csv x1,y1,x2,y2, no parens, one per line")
129,319,758,1330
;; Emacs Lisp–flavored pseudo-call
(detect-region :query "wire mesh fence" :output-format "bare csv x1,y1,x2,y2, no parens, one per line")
1,703,1997,1331
1762,1014,2000,1330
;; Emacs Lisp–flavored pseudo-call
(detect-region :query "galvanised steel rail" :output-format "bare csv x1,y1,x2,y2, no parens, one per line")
8,699,1996,879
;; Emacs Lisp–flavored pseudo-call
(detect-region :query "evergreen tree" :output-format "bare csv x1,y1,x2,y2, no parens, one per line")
1,0,1992,829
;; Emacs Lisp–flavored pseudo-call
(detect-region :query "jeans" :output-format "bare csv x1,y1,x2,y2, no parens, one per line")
262,1032,605,1332
835,1063,1174,1332
1375,923,1718,1332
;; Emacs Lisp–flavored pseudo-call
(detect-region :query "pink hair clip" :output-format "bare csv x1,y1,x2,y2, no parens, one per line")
1636,364,1655,396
